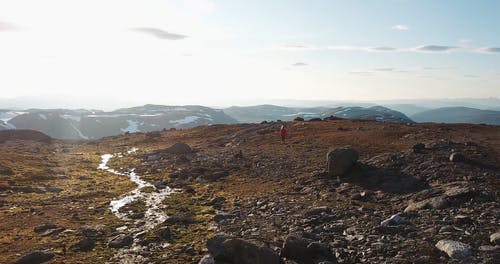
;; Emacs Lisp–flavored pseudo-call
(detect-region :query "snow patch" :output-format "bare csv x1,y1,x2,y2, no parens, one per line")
61,114,81,122
121,120,141,133
39,114,47,120
169,116,200,125
0,111,21,122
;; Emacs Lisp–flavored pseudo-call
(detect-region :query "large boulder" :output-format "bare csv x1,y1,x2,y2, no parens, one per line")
281,234,337,264
326,147,359,177
166,142,193,155
435,240,472,259
206,234,280,264
14,250,54,264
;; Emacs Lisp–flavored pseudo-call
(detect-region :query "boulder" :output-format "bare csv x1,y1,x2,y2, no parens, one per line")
294,117,305,121
412,143,425,153
72,237,95,251
449,152,466,162
166,142,193,155
304,207,331,217
207,234,280,264
435,239,472,259
326,147,359,176
78,225,106,237
34,223,57,233
404,196,449,212
108,234,133,248
14,250,54,264
213,213,236,223
198,255,215,264
281,234,337,264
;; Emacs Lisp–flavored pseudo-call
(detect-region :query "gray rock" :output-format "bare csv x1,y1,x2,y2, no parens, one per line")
435,239,472,259
154,181,167,190
207,234,280,264
449,152,466,162
380,214,405,226
34,223,58,233
490,232,500,245
326,147,359,177
79,225,106,237
72,237,95,251
108,234,133,248
281,234,337,264
304,206,331,217
404,196,448,212
166,142,193,155
14,250,54,264
198,255,215,264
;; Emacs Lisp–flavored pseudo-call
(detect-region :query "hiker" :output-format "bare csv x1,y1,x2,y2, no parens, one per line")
280,125,287,143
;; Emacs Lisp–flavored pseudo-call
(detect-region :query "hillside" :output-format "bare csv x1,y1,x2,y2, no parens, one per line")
412,107,500,125
0,120,498,263
224,105,413,123
0,105,236,140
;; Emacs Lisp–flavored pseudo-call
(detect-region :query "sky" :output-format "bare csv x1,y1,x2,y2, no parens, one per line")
0,0,499,107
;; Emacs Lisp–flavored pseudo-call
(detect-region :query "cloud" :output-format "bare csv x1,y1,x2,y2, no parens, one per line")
292,62,308,66
464,74,479,78
414,45,458,53
279,44,317,51
477,47,500,54
369,46,398,52
131,27,188,40
392,25,409,31
348,71,374,76
373,68,394,71
0,21,17,31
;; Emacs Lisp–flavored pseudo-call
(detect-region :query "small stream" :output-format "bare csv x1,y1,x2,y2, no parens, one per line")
98,148,176,263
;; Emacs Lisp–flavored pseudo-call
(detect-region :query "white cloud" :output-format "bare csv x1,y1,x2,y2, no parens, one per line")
392,24,409,31
477,47,500,54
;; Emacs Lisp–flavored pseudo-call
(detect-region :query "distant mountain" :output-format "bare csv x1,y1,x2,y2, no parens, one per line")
381,104,430,116
0,105,236,140
411,107,500,125
224,105,413,123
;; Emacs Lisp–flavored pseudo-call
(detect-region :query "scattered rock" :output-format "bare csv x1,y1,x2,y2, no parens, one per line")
304,206,331,217
326,147,359,177
281,234,337,264
404,196,449,212
380,214,405,226
435,239,472,259
490,232,500,245
108,234,133,248
14,250,54,264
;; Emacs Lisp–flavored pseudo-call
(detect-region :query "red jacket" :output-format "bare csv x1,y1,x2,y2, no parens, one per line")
280,127,287,137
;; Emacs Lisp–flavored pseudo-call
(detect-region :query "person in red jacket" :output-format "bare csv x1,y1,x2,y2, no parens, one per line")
280,125,287,143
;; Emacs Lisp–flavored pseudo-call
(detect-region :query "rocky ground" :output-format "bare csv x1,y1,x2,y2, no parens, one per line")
0,120,499,263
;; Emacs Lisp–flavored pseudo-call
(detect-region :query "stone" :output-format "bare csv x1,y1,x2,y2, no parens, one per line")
304,206,331,217
72,237,95,251
412,143,425,153
435,239,472,259
198,255,215,264
166,142,193,155
207,234,279,264
294,117,305,122
34,223,58,233
380,214,405,226
326,147,359,177
154,181,167,190
108,234,133,248
404,196,449,213
79,225,106,237
14,250,54,264
165,212,196,225
155,227,173,240
281,234,337,264
490,232,500,245
449,152,466,162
